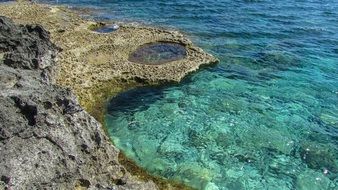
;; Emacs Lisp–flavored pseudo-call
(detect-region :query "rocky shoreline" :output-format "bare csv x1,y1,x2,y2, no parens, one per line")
0,15,160,190
0,1,218,189
0,1,218,121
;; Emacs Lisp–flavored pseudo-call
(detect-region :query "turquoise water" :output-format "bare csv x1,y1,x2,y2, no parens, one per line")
43,1,337,189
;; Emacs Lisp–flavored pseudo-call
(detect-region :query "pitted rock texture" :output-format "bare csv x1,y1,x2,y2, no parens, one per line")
0,16,57,71
0,16,157,190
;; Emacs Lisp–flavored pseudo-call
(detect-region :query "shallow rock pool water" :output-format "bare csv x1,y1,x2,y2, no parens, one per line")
128,42,187,65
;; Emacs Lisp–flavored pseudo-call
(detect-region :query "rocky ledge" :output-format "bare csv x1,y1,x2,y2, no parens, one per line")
0,16,157,190
0,1,218,120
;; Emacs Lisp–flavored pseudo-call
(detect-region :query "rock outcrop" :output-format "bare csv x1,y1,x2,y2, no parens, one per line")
0,2,218,120
0,16,157,190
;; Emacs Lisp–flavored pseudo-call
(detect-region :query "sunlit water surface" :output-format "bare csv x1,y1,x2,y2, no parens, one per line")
41,0,338,189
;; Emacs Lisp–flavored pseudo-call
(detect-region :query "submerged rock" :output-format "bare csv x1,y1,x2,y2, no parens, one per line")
0,16,156,190
254,51,302,71
296,170,332,190
300,141,338,174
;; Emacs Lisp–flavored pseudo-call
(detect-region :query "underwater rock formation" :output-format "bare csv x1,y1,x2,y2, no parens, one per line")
0,16,157,190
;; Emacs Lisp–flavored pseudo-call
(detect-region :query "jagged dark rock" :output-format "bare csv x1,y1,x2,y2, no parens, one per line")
0,16,156,190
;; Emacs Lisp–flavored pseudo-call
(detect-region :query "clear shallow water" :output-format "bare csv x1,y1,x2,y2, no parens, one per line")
42,0,338,189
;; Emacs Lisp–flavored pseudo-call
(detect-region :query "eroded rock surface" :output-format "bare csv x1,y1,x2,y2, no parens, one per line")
0,16,157,190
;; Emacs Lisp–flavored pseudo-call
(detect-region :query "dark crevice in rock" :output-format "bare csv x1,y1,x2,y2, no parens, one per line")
0,175,10,184
56,95,83,114
68,154,76,161
43,101,53,110
77,179,91,188
11,96,38,126
81,143,90,154
94,131,102,145
114,178,127,186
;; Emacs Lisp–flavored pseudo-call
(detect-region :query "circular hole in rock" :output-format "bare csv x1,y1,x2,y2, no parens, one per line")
95,24,119,33
128,42,187,65
89,23,119,33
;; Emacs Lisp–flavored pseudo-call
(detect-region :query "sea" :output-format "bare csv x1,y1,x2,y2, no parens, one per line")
40,1,338,189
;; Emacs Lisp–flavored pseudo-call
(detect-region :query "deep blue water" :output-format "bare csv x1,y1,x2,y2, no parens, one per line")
41,0,337,189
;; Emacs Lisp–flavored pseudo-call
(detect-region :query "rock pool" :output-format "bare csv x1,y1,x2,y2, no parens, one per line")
129,42,187,65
